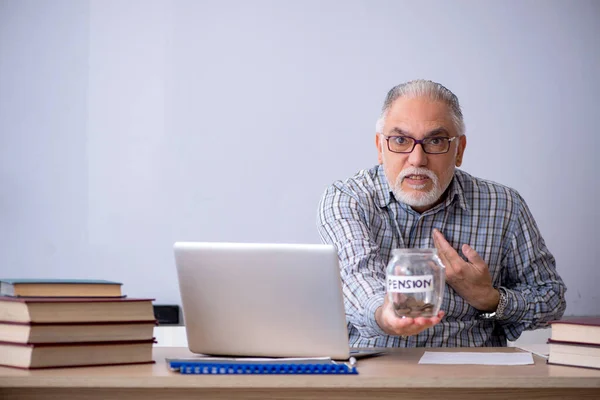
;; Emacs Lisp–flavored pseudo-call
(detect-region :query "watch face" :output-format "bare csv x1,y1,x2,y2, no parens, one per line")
478,312,497,320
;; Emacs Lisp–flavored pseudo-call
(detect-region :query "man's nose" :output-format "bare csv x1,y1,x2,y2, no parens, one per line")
407,143,428,167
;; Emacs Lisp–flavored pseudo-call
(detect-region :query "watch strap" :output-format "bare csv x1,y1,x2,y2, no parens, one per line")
477,287,508,320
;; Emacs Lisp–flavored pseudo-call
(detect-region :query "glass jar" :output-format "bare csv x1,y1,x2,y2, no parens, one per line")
386,248,445,318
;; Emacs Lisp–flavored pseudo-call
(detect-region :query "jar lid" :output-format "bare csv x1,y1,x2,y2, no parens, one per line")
391,248,438,256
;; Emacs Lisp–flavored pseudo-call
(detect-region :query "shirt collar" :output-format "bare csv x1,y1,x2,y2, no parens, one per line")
374,165,469,212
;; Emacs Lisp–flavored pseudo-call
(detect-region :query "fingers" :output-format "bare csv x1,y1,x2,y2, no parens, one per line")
432,230,458,279
390,316,414,329
432,229,464,267
462,244,486,269
434,238,453,274
384,309,445,336
413,311,444,326
432,229,452,268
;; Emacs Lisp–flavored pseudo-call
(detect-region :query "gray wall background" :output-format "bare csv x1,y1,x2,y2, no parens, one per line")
1,0,598,316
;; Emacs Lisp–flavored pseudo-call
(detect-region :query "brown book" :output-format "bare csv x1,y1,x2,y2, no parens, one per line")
549,317,600,345
0,339,155,369
547,339,600,370
0,279,123,297
0,297,155,323
0,320,157,344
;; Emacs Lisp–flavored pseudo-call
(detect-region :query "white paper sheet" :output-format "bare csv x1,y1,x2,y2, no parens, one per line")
515,344,549,359
418,351,534,365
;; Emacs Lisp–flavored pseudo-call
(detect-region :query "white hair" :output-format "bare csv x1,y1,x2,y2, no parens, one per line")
375,80,465,136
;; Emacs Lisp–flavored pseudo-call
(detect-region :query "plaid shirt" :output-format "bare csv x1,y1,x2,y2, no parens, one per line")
317,165,566,347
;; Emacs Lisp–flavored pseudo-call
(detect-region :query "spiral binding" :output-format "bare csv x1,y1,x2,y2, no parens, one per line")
170,361,358,375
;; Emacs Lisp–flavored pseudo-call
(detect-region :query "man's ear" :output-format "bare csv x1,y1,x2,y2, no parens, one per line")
376,134,384,164
455,135,467,167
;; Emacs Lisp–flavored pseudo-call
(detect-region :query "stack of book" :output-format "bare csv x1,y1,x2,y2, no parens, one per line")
547,317,600,370
0,279,156,369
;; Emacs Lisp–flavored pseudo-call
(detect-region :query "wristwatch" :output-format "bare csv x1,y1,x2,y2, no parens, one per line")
478,287,508,320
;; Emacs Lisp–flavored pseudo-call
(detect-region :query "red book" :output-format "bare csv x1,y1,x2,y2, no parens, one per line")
0,297,155,323
549,317,600,345
547,339,600,370
0,339,155,369
0,320,157,344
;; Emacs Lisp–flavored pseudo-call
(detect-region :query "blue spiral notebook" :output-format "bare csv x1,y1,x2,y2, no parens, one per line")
167,357,358,375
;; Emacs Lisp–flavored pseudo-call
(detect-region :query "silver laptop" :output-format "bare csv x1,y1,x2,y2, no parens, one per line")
173,242,382,360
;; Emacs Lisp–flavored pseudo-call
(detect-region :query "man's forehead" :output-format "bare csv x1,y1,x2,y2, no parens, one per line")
385,97,455,132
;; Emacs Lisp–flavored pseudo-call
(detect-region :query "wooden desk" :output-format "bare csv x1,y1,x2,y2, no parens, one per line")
1,347,599,400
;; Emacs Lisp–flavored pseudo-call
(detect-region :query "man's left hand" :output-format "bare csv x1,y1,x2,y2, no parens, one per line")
432,229,499,312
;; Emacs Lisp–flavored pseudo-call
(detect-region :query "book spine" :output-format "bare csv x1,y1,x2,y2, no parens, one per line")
546,361,600,371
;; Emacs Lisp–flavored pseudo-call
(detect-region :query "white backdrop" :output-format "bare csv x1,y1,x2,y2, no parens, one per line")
1,0,599,315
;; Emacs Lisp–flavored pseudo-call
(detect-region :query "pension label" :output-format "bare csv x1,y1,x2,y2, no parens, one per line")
387,275,434,293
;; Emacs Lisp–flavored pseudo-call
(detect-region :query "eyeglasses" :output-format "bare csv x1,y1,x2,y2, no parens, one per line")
381,135,459,154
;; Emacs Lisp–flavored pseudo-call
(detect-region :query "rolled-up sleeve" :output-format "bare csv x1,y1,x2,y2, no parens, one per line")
317,184,388,339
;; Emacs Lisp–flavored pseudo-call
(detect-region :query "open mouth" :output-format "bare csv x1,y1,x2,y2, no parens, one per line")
403,175,430,186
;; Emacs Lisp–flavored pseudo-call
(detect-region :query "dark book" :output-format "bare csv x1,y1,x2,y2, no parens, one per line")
0,339,155,369
549,317,600,345
0,297,155,323
0,320,157,344
547,339,600,370
0,279,123,298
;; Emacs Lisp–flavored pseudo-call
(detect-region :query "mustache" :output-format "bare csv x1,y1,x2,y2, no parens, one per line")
398,167,437,181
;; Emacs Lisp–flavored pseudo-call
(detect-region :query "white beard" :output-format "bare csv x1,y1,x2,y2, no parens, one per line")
391,166,452,209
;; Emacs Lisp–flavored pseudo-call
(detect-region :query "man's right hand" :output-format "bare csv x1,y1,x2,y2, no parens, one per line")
375,294,444,337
